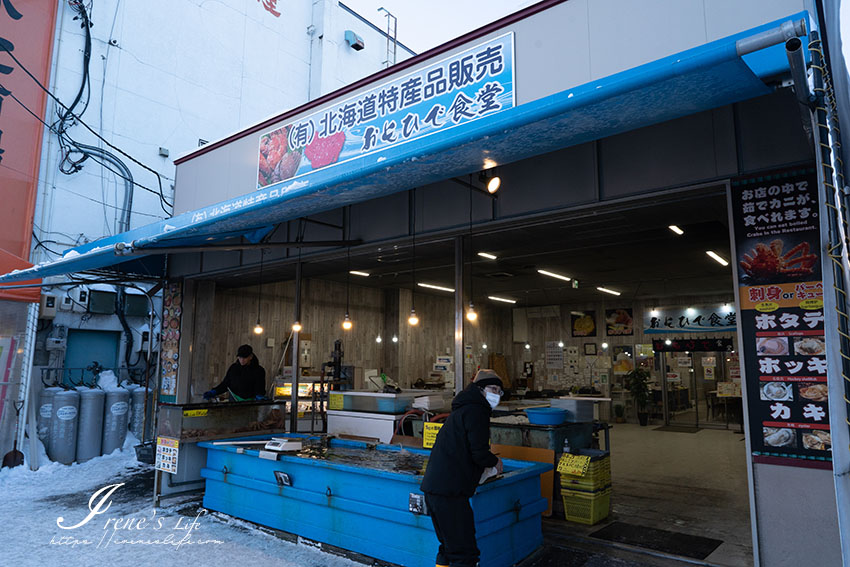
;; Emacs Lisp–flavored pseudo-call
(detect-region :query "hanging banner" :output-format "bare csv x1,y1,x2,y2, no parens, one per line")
731,168,831,467
159,282,183,403
257,33,515,189
644,305,736,333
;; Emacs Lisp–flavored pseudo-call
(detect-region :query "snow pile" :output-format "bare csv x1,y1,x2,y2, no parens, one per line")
0,434,363,567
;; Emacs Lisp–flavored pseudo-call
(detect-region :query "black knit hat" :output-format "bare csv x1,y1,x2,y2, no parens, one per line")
237,344,253,357
473,369,503,390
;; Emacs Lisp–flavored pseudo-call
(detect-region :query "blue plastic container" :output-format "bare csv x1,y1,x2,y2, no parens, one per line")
199,436,551,567
525,407,568,425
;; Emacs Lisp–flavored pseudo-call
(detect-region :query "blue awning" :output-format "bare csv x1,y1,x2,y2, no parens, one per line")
0,12,809,284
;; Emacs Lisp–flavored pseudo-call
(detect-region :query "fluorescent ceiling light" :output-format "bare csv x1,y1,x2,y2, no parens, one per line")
668,225,684,235
477,252,497,260
488,295,516,304
349,270,370,277
706,250,729,266
418,282,455,293
596,286,621,296
537,269,571,282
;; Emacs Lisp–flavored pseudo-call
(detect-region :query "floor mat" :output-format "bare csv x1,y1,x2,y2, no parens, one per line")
519,544,655,567
589,521,723,560
653,425,701,433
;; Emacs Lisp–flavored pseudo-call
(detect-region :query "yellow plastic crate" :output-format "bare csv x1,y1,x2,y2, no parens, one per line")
560,455,611,491
561,486,611,525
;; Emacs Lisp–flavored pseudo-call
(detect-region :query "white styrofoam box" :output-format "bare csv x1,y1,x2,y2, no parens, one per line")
412,395,445,411
550,398,595,422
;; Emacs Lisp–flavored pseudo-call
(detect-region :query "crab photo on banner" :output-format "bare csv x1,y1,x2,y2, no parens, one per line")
730,167,832,468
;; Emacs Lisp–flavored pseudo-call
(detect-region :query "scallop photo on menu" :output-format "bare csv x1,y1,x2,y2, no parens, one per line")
760,382,793,401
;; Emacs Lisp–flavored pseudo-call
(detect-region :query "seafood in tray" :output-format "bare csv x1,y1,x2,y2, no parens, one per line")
798,383,829,402
760,382,793,401
763,427,796,448
802,430,831,451
740,239,817,281
793,337,825,356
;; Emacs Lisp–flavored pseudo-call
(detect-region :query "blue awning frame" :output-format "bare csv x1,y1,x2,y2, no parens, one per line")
0,11,810,285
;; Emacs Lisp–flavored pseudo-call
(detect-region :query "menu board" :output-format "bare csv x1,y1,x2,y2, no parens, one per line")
159,282,183,403
731,168,832,466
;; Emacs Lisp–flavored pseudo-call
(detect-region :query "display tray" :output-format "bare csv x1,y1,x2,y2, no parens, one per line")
157,401,286,442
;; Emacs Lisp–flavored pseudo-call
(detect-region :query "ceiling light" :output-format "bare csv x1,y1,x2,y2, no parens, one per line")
686,307,696,316
392,335,398,343
601,342,609,349
706,250,729,266
350,270,370,277
665,339,672,345
291,321,302,332
537,269,571,282
375,335,382,343
408,308,419,326
650,309,660,317
479,169,501,193
478,252,497,260
253,322,264,335
488,295,516,304
597,287,621,296
558,341,564,348
466,302,478,322
342,312,353,330
668,225,684,236
418,282,455,293
524,343,530,350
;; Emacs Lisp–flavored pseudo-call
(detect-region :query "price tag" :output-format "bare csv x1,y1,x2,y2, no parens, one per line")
423,422,443,449
183,409,208,417
328,393,344,410
557,453,591,476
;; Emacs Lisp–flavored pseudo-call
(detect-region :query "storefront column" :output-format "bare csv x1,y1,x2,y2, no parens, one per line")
454,235,464,394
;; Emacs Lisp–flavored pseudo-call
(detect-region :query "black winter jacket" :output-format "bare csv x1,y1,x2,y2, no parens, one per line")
210,357,266,400
420,383,498,497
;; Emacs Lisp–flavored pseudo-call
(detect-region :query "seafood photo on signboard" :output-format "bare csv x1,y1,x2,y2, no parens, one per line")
760,382,793,401
571,311,596,337
738,237,818,284
756,337,789,356
763,427,797,448
798,383,829,402
793,336,826,356
605,308,633,336
802,430,831,451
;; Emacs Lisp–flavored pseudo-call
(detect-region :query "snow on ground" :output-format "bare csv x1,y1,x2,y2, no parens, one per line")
0,435,362,567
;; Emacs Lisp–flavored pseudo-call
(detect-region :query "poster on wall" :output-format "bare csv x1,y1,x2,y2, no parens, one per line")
612,345,634,375
605,308,634,336
545,341,564,369
572,311,597,337
159,282,183,403
731,168,832,468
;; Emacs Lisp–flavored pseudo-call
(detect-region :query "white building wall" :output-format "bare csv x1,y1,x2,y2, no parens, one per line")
32,0,412,261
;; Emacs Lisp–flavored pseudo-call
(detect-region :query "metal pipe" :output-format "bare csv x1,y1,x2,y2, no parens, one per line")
116,239,362,256
785,37,812,106
74,141,134,232
735,18,806,56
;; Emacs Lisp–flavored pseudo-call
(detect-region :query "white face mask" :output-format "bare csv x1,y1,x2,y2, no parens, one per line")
484,391,501,409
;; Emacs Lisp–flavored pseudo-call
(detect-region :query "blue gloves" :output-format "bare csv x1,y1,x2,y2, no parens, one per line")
203,390,217,400
255,395,265,400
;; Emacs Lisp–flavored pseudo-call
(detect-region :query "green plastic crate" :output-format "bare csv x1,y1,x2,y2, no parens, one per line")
561,486,611,525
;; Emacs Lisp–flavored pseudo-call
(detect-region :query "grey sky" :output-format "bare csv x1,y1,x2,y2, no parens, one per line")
341,0,536,54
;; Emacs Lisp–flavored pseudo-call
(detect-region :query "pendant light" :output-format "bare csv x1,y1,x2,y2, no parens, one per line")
342,239,353,331
253,248,265,334
466,177,477,323
292,244,302,333
408,188,420,326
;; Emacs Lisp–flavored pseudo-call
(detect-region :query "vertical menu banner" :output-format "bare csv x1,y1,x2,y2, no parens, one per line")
731,168,832,467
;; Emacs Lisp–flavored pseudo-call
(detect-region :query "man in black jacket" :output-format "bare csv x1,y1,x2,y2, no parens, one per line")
421,370,504,567
203,344,266,401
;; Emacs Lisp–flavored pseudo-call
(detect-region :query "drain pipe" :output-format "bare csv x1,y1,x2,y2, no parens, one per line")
74,141,134,232
785,37,813,106
735,18,806,56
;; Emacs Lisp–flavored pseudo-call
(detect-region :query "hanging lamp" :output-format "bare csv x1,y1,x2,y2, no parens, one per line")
466,177,478,323
253,248,265,334
409,188,420,326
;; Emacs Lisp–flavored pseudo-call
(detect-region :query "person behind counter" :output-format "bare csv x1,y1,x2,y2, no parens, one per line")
420,369,504,567
203,344,266,401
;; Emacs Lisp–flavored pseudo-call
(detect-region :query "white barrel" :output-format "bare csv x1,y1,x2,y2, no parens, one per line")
102,388,130,455
76,388,105,462
49,389,80,464
129,387,153,441
38,387,62,444
124,384,140,437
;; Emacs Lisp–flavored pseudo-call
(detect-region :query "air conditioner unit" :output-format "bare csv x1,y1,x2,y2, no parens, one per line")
87,289,116,314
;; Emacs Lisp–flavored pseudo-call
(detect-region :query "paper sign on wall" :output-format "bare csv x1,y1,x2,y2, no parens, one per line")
155,436,180,474
423,422,443,449
328,393,344,410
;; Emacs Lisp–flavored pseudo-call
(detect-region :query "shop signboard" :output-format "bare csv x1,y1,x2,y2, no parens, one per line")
256,33,515,190
643,306,736,333
731,168,832,467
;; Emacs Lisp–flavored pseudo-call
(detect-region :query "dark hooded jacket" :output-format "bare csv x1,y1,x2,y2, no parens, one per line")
420,383,498,497
210,356,266,400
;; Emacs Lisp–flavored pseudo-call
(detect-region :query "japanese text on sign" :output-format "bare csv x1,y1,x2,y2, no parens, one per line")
423,422,443,449
557,453,591,476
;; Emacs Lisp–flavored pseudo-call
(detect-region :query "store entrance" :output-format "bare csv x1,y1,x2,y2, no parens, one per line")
661,349,742,430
